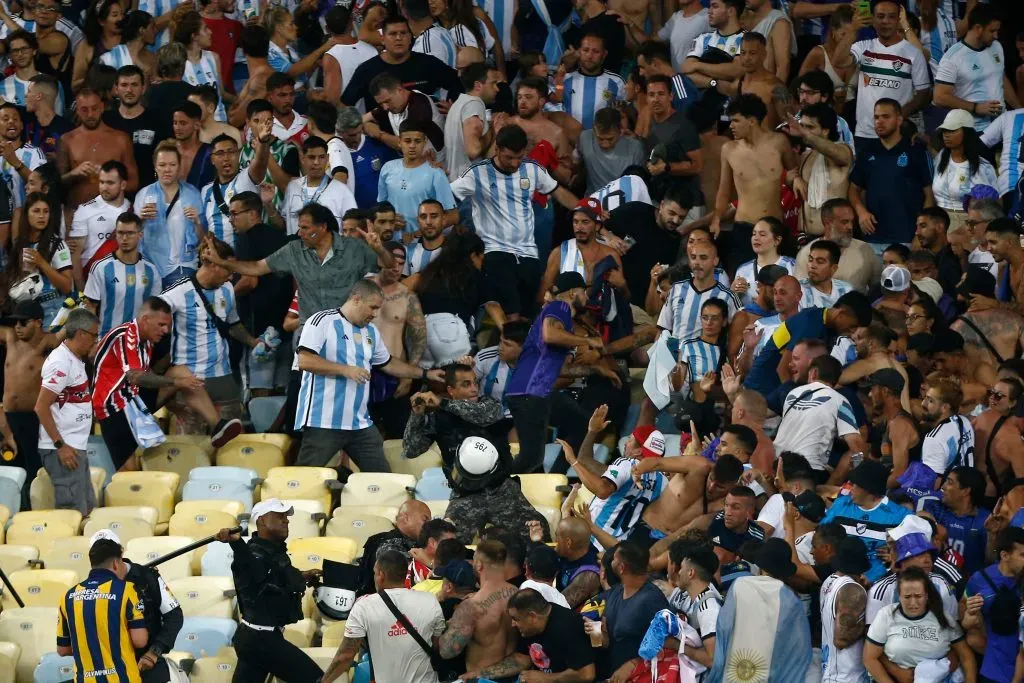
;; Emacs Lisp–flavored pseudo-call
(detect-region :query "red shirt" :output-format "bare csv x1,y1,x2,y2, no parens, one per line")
92,320,152,420
203,16,244,94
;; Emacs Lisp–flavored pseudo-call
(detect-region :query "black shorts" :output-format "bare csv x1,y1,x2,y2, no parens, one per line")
99,390,158,470
483,251,541,318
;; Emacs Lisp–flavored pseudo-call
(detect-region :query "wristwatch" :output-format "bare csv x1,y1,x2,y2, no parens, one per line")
709,79,718,88
53,439,65,449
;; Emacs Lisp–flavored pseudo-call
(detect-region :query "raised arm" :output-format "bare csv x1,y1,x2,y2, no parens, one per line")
833,582,867,650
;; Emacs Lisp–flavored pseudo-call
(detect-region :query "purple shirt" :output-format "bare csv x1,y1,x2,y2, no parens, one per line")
506,301,574,398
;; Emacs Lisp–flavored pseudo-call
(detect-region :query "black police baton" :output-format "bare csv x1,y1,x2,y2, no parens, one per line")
0,564,25,608
143,527,243,568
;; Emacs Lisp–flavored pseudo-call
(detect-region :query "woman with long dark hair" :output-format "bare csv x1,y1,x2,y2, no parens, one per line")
98,11,156,80
6,192,72,327
72,0,124,91
732,217,796,309
403,231,505,367
429,0,504,70
932,110,997,231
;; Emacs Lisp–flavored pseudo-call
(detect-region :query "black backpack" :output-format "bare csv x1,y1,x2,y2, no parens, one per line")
980,568,1022,636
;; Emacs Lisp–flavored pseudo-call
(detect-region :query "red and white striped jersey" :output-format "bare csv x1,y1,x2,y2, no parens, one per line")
92,320,152,420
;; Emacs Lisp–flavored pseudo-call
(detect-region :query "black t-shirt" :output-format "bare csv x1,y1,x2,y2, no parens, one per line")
934,244,963,294
24,113,73,161
103,108,160,187
605,201,681,306
141,81,197,143
564,11,627,76
516,604,594,674
645,111,703,205
341,53,462,112
233,224,294,334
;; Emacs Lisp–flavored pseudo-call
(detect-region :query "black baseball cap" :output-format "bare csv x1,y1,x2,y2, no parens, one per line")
956,266,996,299
435,560,476,589
864,368,904,395
847,460,888,498
8,300,44,321
755,264,789,287
794,490,826,523
553,271,587,294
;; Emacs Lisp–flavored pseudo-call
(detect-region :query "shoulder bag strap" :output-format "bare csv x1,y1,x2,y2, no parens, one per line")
376,590,439,665
984,414,1010,497
164,188,181,219
954,315,1005,363
211,181,230,217
782,387,822,419
189,273,235,341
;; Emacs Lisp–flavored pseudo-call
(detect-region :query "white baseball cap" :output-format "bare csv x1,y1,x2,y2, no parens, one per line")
250,498,293,526
937,108,975,132
881,265,911,292
89,529,123,547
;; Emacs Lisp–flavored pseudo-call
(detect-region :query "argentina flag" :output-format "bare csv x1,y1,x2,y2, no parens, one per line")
705,576,811,683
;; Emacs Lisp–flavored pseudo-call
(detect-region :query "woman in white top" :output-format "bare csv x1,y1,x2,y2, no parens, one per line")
863,567,977,683
932,109,998,231
731,217,795,309
174,8,230,122
71,0,124,92
10,193,73,329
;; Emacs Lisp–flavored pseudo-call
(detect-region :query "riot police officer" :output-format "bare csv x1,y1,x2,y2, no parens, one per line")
216,499,323,683
89,530,186,683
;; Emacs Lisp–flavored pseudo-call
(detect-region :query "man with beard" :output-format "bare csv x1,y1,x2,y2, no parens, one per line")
511,77,573,178
0,103,45,200
265,73,308,146
404,199,446,276
559,33,625,131
657,240,738,343
914,207,962,293
795,198,881,293
918,379,975,490
957,196,1001,277
865,368,921,490
969,217,1024,315
103,66,158,186
799,239,853,309
643,74,702,205
200,123,271,249
171,101,214,189
444,63,500,181
538,197,624,300
839,322,911,411
68,160,132,289
58,88,138,211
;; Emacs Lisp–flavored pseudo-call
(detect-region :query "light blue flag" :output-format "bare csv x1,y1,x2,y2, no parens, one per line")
705,575,811,683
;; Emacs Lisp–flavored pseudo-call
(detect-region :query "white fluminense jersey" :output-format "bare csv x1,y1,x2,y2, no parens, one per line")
69,197,132,265
849,38,930,139
160,277,240,380
201,170,260,248
820,574,868,683
84,254,160,337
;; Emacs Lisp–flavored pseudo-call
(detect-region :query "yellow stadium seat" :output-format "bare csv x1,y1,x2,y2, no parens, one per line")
0,641,19,683
190,656,238,683
534,505,561,533
86,505,159,530
224,433,291,451
325,512,394,549
106,472,179,533
168,509,238,540
424,500,449,519
517,474,569,509
262,467,337,511
0,607,56,683
216,442,285,479
298,648,339,673
338,473,415,508
576,486,596,506
287,537,358,571
174,500,245,519
2,570,78,610
282,619,315,648
382,440,444,478
321,620,347,649
0,504,10,543
30,468,105,512
11,510,82,532
0,547,39,576
38,537,92,581
334,505,398,521
167,576,235,619
125,536,196,581
286,508,323,539
5,520,76,548
140,442,212,496
82,516,157,547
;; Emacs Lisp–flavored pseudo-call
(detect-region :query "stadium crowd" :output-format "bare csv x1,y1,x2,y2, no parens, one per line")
0,0,1023,680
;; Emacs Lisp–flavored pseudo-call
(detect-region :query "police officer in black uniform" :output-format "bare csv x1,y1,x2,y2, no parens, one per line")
89,530,185,682
215,499,323,683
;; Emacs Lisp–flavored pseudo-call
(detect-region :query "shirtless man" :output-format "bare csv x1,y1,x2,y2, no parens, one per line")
372,243,427,399
512,77,574,183
57,89,138,212
229,26,274,128
719,33,792,130
0,300,61,507
608,0,655,50
952,267,1024,377
438,540,518,679
538,198,625,301
972,379,1024,499
839,322,912,411
712,94,796,271
189,87,242,146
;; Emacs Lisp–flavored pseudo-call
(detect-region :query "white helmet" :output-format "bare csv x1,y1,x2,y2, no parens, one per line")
8,274,42,303
166,657,189,683
451,436,500,493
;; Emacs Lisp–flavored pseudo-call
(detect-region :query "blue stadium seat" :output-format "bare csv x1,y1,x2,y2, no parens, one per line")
173,617,238,659
0,466,27,491
188,466,260,489
419,467,445,482
542,443,565,473
0,477,21,514
248,396,286,433
85,436,117,488
414,477,451,502
200,541,236,577
181,480,254,513
352,659,371,683
620,404,640,437
33,652,75,683
654,411,680,435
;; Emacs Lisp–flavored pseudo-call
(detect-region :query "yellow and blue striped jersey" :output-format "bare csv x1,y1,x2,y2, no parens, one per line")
57,568,146,683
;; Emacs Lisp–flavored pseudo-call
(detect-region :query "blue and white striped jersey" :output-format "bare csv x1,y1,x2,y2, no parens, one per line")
474,0,513,54
919,10,957,74
0,144,44,204
733,255,795,308
450,159,558,258
184,51,227,122
99,44,134,70
84,254,160,336
295,309,391,431
677,336,721,384
412,24,457,69
687,29,744,60
921,414,975,476
562,70,625,130
980,109,1024,196
799,278,852,310
138,0,180,48
404,239,442,276
588,457,668,543
268,41,304,88
1,74,64,115
590,174,653,212
201,170,260,247
657,279,739,343
160,277,239,379
558,238,586,277
474,345,511,417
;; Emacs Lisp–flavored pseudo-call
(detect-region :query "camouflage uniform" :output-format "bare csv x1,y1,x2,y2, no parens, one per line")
445,476,551,546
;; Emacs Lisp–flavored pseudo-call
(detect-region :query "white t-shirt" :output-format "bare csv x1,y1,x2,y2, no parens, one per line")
921,414,975,475
69,196,132,265
756,493,787,539
849,38,930,139
658,8,710,71
38,343,92,450
327,137,357,195
866,603,963,670
520,579,571,608
931,154,998,210
773,382,860,471
935,40,1006,132
325,40,378,102
444,93,487,181
283,176,358,236
968,247,997,277
979,108,1024,195
344,588,445,683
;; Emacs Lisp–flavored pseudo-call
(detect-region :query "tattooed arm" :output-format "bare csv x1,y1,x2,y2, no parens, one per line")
833,582,867,650
439,598,478,659
403,291,427,366
322,635,364,683
475,653,532,680
125,369,177,389
770,83,798,126
562,570,601,609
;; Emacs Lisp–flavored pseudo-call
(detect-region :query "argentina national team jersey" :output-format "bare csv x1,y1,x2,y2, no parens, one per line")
474,345,511,417
590,174,653,212
688,29,744,60
474,0,513,54
138,0,179,48
1,74,65,115
936,40,1005,132
562,71,625,130
84,255,160,336
677,337,721,384
184,52,228,121
657,279,739,343
412,24,458,69
558,238,586,277
980,109,1024,195
589,457,667,542
201,170,260,247
451,159,558,258
921,414,975,475
268,41,304,88
0,144,44,204
799,278,852,309
160,278,239,379
919,10,957,73
404,239,443,276
296,310,391,431
734,256,795,308
99,44,134,70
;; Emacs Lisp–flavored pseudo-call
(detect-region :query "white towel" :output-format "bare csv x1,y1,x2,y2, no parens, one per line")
123,395,167,449
644,331,676,410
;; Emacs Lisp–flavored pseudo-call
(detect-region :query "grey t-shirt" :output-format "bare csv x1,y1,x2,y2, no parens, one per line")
578,130,646,194
445,93,487,180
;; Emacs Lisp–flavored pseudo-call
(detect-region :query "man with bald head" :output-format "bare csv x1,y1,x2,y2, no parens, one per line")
356,499,431,594
657,240,740,343
730,390,774,472
733,274,801,377
554,518,601,609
